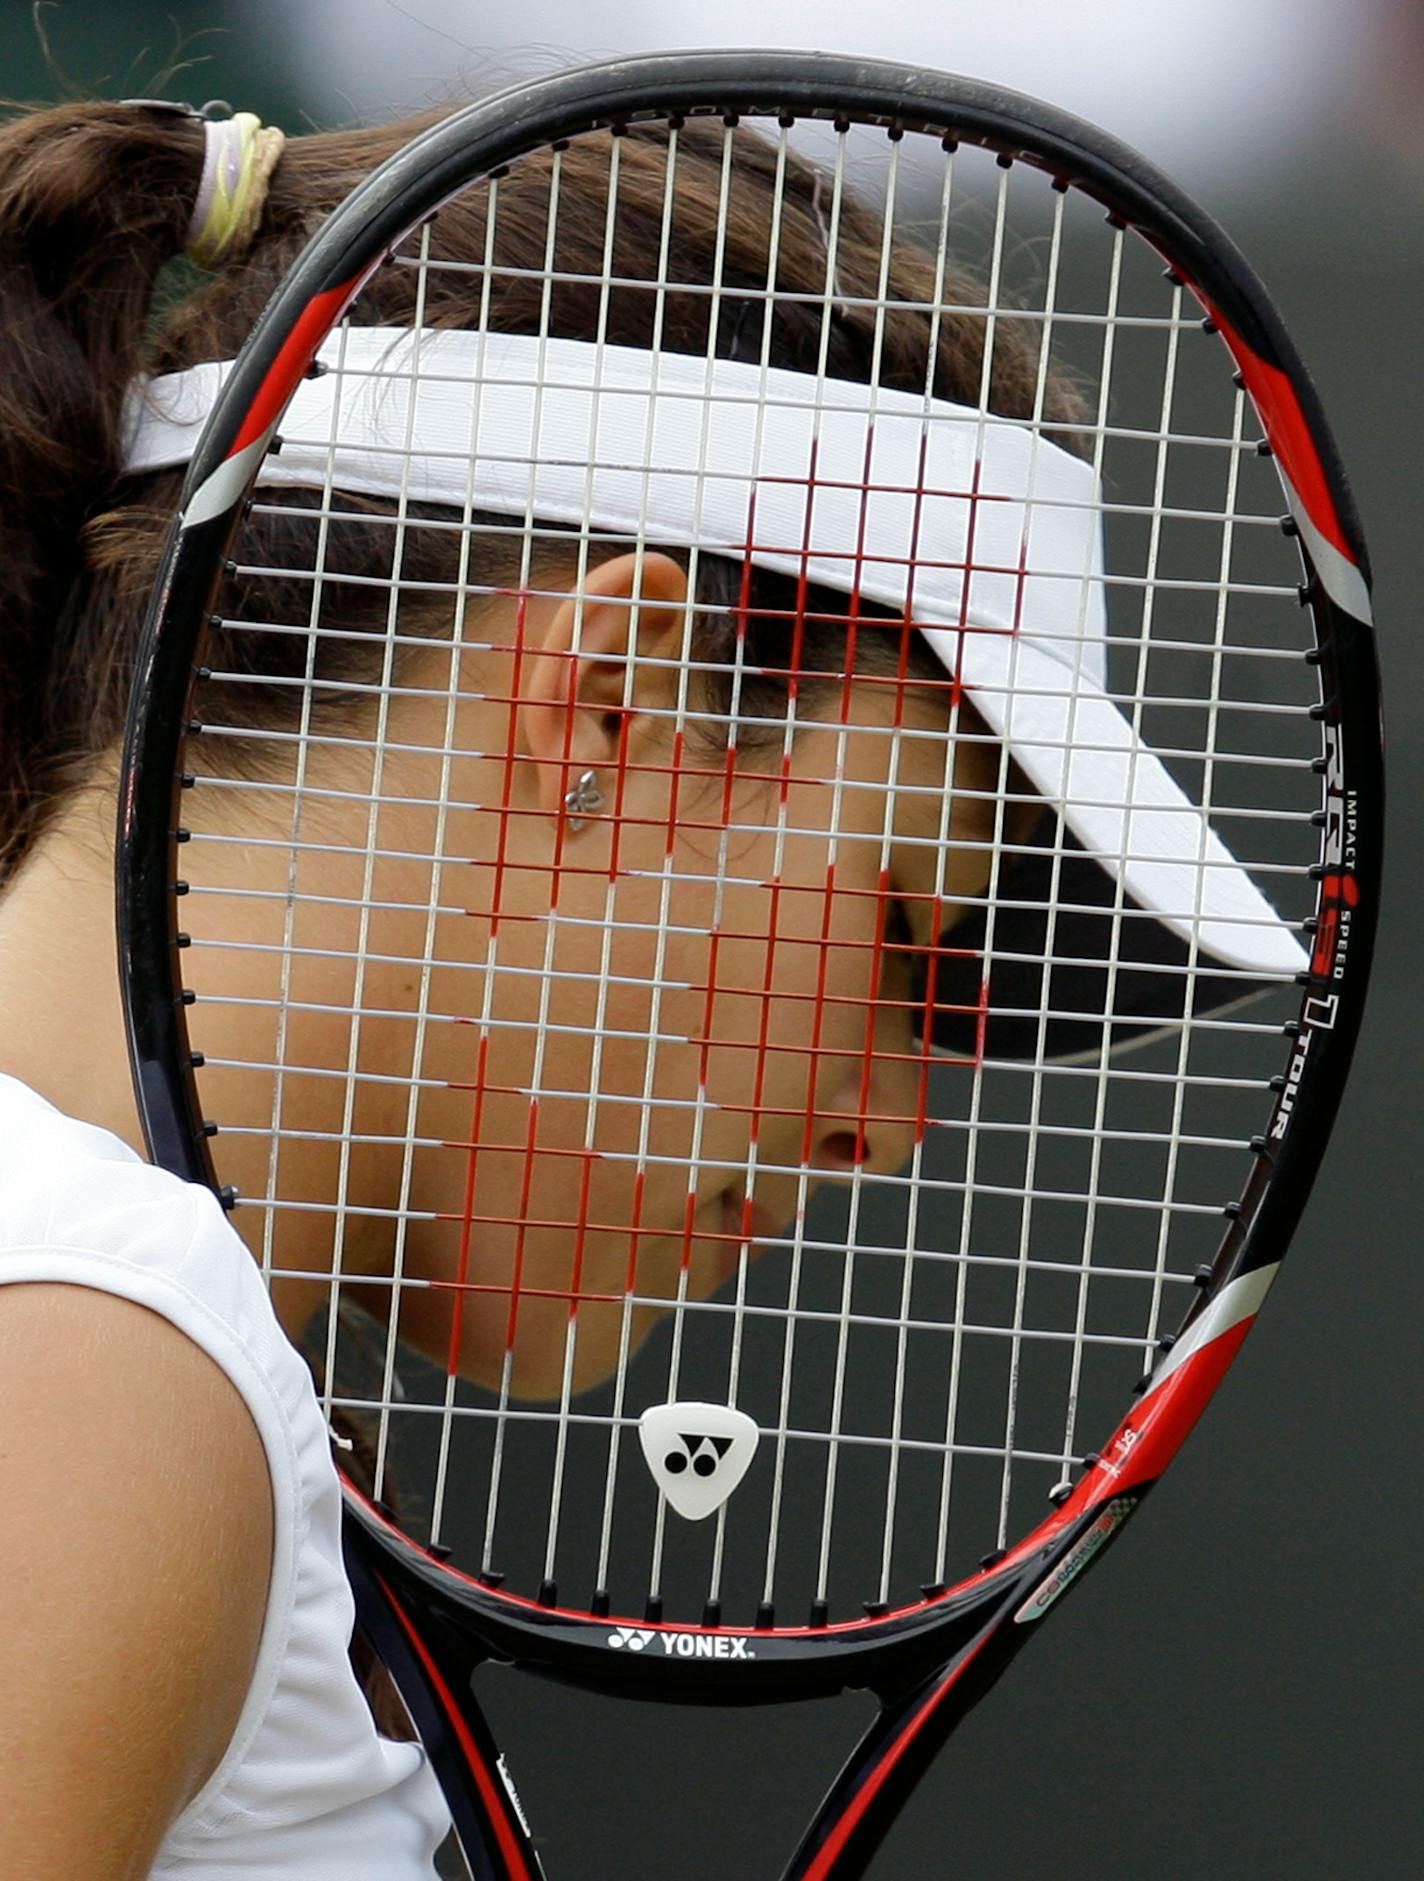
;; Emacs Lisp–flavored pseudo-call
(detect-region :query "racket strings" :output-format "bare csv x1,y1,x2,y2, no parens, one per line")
177,112,1320,1624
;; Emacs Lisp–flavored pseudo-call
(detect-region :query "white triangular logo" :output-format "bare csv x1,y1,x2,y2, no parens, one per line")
638,1401,759,1521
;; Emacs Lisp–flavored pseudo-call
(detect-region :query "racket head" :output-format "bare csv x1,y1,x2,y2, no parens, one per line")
118,50,1380,1707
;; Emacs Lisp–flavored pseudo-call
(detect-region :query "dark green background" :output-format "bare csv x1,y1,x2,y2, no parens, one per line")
5,4,1417,1875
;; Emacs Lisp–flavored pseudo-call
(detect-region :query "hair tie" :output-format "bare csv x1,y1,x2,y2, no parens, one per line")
185,111,285,268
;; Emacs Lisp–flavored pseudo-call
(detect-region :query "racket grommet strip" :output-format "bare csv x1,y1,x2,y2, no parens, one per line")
590,1589,611,1618
537,1578,558,1607
809,1599,830,1628
978,1549,1007,1571
755,1601,775,1629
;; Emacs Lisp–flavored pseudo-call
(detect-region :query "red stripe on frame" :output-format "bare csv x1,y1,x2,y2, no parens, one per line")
228,276,364,457
1099,1310,1255,1497
990,1301,1263,1578
1193,292,1353,563
801,1629,997,1881
801,1304,1264,1874
377,1574,537,1880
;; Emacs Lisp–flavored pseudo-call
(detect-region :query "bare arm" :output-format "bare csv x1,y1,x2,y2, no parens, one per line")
0,1283,274,1880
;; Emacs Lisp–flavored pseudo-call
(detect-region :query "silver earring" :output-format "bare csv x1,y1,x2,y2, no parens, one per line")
563,768,605,831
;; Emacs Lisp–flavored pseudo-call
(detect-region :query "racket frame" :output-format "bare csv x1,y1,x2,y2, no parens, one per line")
116,51,1382,1879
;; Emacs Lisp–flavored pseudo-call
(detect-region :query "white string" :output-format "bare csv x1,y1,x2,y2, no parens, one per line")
646,118,745,1609
176,120,1320,1627
593,121,687,1602
480,148,571,1572
543,129,626,1589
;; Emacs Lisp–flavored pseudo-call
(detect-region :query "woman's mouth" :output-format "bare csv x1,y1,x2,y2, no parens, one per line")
709,1184,782,1288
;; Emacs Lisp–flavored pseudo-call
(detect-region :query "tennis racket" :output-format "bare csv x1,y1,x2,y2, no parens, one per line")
117,52,1380,1880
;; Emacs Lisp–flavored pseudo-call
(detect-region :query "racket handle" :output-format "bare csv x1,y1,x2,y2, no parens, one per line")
343,1516,546,1881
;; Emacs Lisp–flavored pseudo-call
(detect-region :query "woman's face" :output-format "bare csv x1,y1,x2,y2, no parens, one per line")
185,553,1002,1397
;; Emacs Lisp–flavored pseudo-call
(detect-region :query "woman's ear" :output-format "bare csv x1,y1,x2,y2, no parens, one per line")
517,550,689,817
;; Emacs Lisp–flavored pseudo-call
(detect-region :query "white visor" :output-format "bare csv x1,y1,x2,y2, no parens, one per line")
122,328,1306,1058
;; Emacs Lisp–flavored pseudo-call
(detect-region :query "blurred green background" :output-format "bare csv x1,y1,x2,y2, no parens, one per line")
5,2,1418,1875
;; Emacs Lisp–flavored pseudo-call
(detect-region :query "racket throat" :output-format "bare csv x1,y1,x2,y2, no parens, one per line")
343,1515,545,1880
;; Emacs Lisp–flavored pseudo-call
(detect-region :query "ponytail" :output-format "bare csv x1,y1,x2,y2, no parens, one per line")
0,102,206,873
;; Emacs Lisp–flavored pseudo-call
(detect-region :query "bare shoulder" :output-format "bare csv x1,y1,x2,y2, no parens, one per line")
0,1282,275,1880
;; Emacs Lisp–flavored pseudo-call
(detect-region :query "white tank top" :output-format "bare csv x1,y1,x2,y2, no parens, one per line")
0,1073,452,1876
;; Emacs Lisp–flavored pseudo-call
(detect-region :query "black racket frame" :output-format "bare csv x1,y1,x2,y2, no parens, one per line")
118,51,1381,1880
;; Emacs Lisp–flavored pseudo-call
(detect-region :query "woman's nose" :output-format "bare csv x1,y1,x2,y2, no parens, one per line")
808,1013,923,1178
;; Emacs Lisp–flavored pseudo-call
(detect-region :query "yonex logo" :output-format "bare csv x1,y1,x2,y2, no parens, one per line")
664,1432,733,1479
604,1626,756,1660
658,1631,755,1660
607,1627,656,1650
638,1401,759,1521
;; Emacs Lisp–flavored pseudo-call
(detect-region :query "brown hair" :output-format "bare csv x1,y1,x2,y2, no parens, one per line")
0,98,1081,886
0,93,1082,1736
